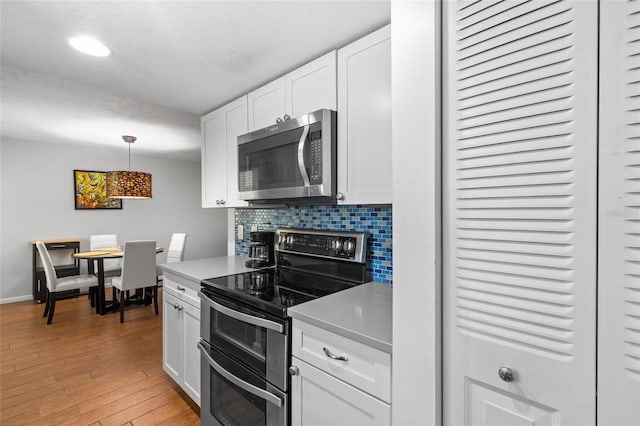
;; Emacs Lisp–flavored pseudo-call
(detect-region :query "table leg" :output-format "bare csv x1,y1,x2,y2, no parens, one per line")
97,259,105,315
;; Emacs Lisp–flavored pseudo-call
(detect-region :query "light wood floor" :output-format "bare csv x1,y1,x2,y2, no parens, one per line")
0,289,200,425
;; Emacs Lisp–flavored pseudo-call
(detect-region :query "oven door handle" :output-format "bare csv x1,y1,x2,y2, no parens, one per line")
199,292,284,333
297,124,310,187
198,342,284,408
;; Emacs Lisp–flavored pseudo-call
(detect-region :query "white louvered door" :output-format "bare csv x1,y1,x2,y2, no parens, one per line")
598,1,640,424
443,1,598,425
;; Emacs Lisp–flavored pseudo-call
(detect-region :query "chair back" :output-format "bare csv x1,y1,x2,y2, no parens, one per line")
90,234,120,272
119,240,157,291
166,233,187,263
35,241,58,291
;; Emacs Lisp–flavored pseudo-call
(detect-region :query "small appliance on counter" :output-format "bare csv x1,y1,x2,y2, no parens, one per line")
245,231,275,268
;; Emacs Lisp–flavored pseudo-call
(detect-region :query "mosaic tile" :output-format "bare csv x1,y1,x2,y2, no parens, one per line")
235,205,393,283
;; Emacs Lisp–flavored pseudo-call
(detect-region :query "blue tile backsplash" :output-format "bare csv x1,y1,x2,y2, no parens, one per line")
235,205,393,284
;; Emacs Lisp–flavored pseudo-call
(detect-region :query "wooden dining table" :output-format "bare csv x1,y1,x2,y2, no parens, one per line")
72,247,164,315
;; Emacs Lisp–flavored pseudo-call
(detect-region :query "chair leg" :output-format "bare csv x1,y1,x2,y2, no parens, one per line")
43,290,50,318
120,290,125,323
89,288,96,308
153,286,159,315
47,294,56,325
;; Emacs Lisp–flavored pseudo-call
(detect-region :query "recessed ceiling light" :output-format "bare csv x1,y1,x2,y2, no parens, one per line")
68,36,111,57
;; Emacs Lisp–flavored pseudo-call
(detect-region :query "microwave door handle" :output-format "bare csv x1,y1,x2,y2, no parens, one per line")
198,292,284,333
198,342,284,408
297,124,310,187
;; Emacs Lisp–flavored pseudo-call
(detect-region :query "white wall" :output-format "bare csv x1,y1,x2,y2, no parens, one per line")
392,1,442,425
0,137,228,302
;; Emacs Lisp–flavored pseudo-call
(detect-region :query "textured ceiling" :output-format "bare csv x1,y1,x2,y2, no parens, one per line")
0,1,390,161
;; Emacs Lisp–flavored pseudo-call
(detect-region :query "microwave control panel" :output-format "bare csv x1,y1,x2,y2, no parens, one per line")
309,130,322,184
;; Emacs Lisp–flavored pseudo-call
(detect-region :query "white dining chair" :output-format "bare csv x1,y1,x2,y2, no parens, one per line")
89,234,122,278
36,241,98,325
157,233,187,284
112,240,158,323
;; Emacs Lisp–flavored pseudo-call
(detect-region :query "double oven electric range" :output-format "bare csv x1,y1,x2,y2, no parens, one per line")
198,228,368,426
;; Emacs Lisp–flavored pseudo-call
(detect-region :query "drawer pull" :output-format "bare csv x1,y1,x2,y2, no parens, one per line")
323,347,349,362
176,285,186,292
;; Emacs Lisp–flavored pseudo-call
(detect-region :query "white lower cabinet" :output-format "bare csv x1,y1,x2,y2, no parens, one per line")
290,319,391,426
291,358,390,426
162,275,201,406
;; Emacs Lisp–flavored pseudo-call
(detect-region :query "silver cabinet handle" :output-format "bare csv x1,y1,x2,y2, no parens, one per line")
199,292,284,333
323,347,349,362
176,285,186,292
177,305,184,312
173,303,179,310
215,200,220,205
198,342,283,407
498,367,515,382
289,365,299,376
276,117,283,124
297,124,310,187
219,199,226,205
336,192,344,201
283,114,291,121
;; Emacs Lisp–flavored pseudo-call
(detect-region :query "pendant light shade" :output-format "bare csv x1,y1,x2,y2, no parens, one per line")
107,170,152,199
107,136,152,199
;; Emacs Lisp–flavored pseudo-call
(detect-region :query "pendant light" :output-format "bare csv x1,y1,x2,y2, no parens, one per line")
107,135,152,199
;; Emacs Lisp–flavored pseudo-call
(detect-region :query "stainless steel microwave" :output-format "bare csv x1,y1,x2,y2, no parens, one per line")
237,109,336,203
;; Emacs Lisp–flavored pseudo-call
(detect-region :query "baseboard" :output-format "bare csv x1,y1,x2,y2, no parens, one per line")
0,295,33,304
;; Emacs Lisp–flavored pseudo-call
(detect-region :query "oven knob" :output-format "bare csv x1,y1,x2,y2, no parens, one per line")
344,240,355,253
334,239,343,251
278,234,284,244
289,365,299,376
286,234,294,246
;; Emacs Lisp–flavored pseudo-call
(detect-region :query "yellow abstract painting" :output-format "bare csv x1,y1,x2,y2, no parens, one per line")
74,170,122,210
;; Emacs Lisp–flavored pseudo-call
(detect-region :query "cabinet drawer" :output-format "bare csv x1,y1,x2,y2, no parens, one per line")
164,275,200,307
292,319,391,403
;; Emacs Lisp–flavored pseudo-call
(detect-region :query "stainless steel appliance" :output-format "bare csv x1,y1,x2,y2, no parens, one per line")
199,228,368,426
245,231,275,269
237,109,336,203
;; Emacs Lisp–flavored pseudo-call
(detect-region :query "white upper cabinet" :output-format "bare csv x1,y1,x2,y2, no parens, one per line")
201,95,248,208
337,25,391,205
248,51,337,131
285,51,337,119
247,77,286,132
201,109,226,208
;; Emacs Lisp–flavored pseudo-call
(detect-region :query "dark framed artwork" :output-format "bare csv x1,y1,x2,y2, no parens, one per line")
74,170,122,210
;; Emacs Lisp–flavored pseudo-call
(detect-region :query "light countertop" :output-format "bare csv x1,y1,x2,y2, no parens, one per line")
288,281,392,353
159,256,254,284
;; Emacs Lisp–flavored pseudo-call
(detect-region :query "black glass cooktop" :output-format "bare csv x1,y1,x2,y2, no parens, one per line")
201,267,359,318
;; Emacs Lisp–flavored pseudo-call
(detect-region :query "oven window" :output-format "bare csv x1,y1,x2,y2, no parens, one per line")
211,366,267,426
211,309,267,375
205,346,285,426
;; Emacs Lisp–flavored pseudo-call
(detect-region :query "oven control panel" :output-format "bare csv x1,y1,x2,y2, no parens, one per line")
276,228,367,263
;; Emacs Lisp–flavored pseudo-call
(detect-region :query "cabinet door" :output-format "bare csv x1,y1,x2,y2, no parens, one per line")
201,108,226,207
247,77,285,131
163,291,183,382
291,357,390,426
182,301,201,406
598,1,640,424
337,26,391,205
285,51,337,119
222,96,249,208
443,1,597,425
